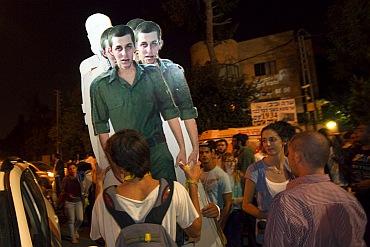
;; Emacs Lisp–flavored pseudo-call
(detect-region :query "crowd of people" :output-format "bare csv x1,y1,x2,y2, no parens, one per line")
56,12,370,247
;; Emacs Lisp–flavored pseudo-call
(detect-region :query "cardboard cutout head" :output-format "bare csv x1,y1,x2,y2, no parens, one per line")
85,13,112,55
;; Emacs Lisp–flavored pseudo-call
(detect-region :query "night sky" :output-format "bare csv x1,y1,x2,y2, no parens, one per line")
0,0,331,139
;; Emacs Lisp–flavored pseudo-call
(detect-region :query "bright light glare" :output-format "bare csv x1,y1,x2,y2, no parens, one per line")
47,172,54,178
325,121,337,130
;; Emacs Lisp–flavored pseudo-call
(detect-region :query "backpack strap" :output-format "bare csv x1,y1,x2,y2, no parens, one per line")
103,186,135,228
103,179,174,228
145,178,174,224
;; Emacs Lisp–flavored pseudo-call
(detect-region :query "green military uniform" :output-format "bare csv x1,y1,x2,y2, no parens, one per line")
90,62,179,180
158,59,198,120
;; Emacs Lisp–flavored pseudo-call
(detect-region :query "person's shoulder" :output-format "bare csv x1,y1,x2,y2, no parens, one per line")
214,166,228,177
173,181,187,192
140,63,161,73
163,60,185,76
173,181,192,200
159,58,173,66
247,160,263,172
90,70,111,88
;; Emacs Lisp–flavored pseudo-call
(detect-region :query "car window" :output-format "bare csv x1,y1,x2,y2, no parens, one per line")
36,163,52,171
21,169,51,247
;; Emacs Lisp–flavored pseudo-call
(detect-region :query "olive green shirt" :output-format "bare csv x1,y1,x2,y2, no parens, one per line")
90,63,179,139
158,59,198,120
237,146,256,173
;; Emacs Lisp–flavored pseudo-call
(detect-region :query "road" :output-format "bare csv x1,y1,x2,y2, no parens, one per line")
58,211,97,247
61,223,97,247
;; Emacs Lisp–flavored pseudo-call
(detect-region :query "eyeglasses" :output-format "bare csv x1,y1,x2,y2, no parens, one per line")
261,136,281,144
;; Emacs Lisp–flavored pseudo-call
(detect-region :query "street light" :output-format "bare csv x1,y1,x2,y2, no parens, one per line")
325,120,337,132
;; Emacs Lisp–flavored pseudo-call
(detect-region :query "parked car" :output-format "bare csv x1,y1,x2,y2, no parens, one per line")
29,161,55,189
0,158,62,247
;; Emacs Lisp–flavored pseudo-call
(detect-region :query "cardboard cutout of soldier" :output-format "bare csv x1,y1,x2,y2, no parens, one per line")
80,13,119,188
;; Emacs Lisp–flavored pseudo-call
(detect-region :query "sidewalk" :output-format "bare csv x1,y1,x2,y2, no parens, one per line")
61,220,97,247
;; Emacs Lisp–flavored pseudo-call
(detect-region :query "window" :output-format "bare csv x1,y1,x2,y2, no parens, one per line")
254,61,277,76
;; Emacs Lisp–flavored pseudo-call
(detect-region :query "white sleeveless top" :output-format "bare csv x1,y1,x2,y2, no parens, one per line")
265,177,289,198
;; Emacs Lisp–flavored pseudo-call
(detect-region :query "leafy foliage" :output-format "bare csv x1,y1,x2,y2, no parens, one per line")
348,77,370,124
188,64,258,132
325,0,370,125
48,87,91,160
327,0,370,81
0,85,91,160
160,0,239,41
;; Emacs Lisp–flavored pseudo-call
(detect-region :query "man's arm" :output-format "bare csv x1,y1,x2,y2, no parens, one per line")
180,162,202,239
264,195,290,247
184,119,199,164
219,192,232,229
167,118,186,165
166,64,199,164
90,77,111,136
201,202,220,218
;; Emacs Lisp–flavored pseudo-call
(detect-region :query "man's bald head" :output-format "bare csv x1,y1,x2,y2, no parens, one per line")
289,131,330,170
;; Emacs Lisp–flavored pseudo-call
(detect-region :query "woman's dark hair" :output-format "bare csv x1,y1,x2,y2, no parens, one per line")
66,162,76,169
105,129,150,178
261,121,296,142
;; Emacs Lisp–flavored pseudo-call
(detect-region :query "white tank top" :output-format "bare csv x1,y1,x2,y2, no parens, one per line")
265,177,289,198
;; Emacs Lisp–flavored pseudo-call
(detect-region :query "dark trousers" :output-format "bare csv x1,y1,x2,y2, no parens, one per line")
55,175,64,196
225,209,258,247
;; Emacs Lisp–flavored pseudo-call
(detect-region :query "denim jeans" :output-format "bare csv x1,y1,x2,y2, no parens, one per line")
65,201,83,239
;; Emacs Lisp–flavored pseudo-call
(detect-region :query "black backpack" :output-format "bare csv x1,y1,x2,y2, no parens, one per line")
103,178,177,247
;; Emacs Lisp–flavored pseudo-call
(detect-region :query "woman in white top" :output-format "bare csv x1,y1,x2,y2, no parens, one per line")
242,121,296,244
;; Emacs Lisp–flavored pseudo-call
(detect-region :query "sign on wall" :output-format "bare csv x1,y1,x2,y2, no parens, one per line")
251,99,297,126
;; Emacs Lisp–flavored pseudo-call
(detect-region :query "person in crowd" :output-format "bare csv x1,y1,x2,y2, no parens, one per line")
232,133,255,177
216,139,229,158
53,153,65,196
215,138,230,168
90,129,201,247
134,20,199,170
318,128,345,185
199,141,232,230
60,162,84,244
222,153,246,246
264,131,367,247
90,24,186,181
242,121,295,245
344,122,370,245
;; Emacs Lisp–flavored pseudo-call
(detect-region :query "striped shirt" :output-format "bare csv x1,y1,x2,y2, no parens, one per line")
264,174,367,247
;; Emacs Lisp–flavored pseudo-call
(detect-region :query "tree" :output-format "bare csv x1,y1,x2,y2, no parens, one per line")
348,77,370,124
49,86,91,160
326,0,370,124
327,0,370,81
161,0,239,63
188,64,258,132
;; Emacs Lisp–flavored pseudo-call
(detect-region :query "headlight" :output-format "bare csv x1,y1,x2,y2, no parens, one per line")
47,172,54,178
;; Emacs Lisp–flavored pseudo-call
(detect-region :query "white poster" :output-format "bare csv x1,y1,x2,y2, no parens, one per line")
251,99,297,126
